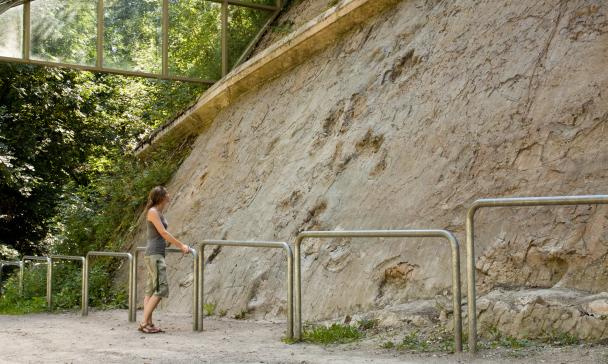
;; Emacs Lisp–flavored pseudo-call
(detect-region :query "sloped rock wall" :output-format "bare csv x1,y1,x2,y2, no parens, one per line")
134,0,608,329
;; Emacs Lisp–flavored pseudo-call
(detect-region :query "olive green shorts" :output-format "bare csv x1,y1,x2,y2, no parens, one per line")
144,254,169,298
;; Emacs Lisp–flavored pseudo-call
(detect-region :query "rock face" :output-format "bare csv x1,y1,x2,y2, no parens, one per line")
133,0,608,336
477,288,608,340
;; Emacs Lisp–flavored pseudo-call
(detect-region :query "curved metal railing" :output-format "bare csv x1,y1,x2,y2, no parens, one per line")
465,194,608,353
198,239,294,339
133,246,199,331
294,229,462,352
83,251,134,321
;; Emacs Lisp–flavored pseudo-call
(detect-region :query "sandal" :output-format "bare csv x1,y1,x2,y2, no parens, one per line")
139,323,162,334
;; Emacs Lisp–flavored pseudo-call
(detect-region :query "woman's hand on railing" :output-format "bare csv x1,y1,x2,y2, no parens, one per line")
180,244,191,254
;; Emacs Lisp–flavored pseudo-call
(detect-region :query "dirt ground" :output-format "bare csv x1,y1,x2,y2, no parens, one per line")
0,310,607,363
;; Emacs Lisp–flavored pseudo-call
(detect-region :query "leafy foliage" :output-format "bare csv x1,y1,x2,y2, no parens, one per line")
0,63,125,254
0,0,280,312
0,62,202,256
0,261,128,314
49,137,194,256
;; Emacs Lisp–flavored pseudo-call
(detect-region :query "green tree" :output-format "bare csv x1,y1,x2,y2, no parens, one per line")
0,63,125,254
0,0,276,257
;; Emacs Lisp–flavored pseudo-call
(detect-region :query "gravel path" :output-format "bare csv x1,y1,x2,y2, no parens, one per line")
0,310,605,363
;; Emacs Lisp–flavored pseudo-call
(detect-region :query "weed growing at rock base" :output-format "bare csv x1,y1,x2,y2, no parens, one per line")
204,303,216,316
302,323,363,345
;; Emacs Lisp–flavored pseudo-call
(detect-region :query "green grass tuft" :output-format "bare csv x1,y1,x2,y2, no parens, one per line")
203,303,216,317
302,323,363,345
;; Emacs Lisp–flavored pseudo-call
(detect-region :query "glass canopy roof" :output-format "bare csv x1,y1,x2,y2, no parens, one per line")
0,0,281,84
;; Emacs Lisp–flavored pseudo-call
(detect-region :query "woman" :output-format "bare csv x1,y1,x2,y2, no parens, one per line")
139,186,190,333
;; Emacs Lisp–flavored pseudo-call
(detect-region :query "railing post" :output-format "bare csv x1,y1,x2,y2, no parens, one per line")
284,243,294,339
191,247,199,331
466,206,477,353
198,244,205,331
83,255,89,316
80,257,86,316
128,254,134,322
294,237,302,340
47,257,53,311
132,249,138,322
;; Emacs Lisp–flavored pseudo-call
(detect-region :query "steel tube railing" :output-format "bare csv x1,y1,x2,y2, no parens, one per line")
466,194,608,353
21,255,52,310
294,229,462,353
0,260,24,296
84,251,134,322
48,255,86,315
197,240,294,338
133,247,199,331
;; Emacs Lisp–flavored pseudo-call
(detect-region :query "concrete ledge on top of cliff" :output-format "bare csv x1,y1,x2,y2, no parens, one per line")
134,0,403,157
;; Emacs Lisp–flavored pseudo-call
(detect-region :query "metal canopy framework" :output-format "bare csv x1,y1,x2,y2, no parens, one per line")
0,0,283,84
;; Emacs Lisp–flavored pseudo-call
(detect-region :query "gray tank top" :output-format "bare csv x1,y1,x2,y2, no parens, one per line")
146,210,168,257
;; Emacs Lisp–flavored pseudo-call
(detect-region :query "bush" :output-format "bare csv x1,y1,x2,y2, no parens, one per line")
0,261,128,314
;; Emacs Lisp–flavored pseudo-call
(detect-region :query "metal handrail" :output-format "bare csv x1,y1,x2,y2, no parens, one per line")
48,255,86,315
294,229,462,353
197,240,294,339
133,246,199,331
465,194,608,353
0,260,24,296
21,255,52,310
83,251,134,322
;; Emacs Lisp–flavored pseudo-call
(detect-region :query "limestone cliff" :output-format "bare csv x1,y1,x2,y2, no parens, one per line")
134,0,608,337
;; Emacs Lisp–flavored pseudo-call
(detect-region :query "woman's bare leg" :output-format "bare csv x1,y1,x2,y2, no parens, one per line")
143,295,162,326
142,295,152,325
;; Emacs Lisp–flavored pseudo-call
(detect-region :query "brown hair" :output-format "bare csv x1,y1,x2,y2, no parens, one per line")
146,186,168,210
